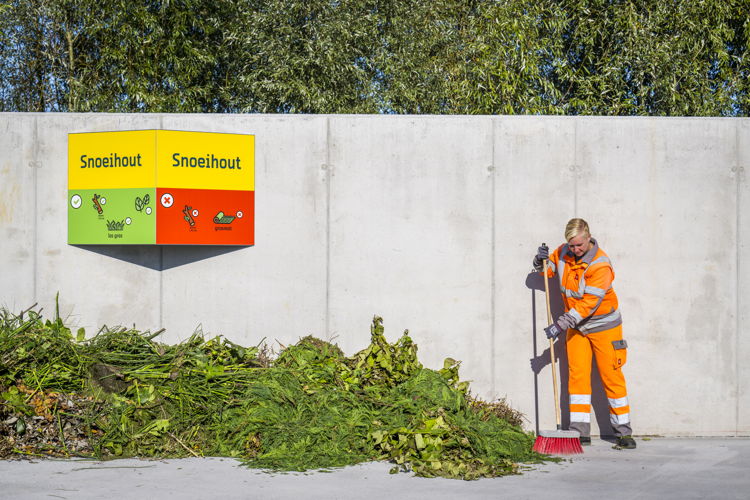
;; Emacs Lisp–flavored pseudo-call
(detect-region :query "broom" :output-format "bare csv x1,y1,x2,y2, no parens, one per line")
532,253,583,455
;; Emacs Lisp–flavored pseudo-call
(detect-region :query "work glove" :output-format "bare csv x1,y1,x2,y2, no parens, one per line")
533,243,549,271
544,313,577,339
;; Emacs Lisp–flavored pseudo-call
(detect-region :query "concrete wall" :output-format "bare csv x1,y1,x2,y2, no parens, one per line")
1,113,747,437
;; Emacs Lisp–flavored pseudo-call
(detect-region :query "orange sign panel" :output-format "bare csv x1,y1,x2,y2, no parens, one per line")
156,188,254,245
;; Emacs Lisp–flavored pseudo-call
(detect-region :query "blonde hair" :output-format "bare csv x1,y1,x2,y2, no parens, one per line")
565,218,590,242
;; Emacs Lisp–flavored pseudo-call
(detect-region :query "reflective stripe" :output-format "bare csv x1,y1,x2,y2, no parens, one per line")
608,396,629,409
580,276,588,296
564,270,611,299
578,309,622,334
590,256,611,266
570,295,607,325
564,287,586,299
570,412,591,423
547,260,557,273
610,412,630,426
589,294,605,313
584,285,606,298
568,308,584,323
557,260,566,289
570,394,591,405
563,276,587,299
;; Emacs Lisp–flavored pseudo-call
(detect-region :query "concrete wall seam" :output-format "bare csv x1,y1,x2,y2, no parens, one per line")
735,119,744,437
32,116,39,305
325,116,332,339
572,118,579,218
494,117,498,395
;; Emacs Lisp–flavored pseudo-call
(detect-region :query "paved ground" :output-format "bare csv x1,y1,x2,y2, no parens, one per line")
1,438,749,499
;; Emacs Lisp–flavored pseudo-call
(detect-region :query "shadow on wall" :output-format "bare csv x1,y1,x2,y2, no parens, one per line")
525,271,613,437
73,245,247,271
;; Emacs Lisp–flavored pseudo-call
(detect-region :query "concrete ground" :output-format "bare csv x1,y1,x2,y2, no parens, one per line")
1,438,748,500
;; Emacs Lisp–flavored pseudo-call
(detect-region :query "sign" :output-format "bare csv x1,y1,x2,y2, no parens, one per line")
68,130,254,245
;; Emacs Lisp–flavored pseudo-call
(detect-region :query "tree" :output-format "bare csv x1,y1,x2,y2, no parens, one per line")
448,0,567,114
0,0,60,111
0,0,233,112
1,0,748,115
220,0,383,113
455,0,750,115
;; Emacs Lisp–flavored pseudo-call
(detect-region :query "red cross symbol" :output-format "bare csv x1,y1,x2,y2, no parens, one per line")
161,193,174,208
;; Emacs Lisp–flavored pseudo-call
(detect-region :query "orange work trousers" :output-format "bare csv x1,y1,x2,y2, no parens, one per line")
566,324,631,437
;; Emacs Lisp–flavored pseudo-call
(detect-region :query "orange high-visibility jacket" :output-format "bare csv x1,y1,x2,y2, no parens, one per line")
545,238,622,334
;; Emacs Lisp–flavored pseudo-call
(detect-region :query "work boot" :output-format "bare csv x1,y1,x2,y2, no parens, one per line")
579,436,591,446
617,436,636,449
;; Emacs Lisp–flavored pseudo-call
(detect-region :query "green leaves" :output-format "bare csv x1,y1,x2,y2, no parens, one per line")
344,316,423,389
1,0,748,114
370,412,525,480
135,194,149,212
1,306,541,477
1,386,32,416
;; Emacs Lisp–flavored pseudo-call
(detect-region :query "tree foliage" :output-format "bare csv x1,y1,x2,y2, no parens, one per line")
1,0,748,115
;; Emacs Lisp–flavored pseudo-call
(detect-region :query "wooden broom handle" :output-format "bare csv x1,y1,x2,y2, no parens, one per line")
543,258,562,428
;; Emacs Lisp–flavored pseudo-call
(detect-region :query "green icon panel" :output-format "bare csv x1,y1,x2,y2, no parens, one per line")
68,188,157,244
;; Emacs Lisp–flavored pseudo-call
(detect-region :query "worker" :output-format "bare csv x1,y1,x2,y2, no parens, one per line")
533,218,636,449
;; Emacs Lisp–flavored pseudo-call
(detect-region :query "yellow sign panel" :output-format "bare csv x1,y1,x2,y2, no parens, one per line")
156,131,255,190
68,130,255,191
68,130,157,189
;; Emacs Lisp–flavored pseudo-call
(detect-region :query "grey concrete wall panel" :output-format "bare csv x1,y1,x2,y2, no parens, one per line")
493,116,577,434
1,113,748,437
577,117,739,436
0,115,37,311
34,114,163,334
738,120,750,435
327,116,495,393
158,115,328,346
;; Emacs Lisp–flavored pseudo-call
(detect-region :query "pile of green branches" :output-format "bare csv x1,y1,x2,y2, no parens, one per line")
0,302,543,480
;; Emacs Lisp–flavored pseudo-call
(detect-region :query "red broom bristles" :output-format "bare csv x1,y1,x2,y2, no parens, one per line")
532,435,584,455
